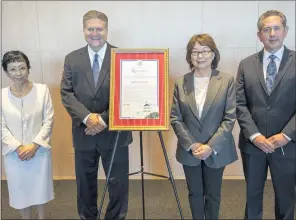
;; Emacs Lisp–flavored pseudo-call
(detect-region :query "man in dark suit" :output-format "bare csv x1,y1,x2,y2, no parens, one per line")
236,10,295,219
60,10,132,220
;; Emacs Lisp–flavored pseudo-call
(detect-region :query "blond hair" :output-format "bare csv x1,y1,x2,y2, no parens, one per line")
83,10,108,29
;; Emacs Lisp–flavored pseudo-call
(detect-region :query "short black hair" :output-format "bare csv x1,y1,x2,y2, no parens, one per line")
2,50,31,72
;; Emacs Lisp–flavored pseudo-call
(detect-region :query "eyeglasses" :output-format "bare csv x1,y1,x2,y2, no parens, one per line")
261,25,284,35
191,50,212,57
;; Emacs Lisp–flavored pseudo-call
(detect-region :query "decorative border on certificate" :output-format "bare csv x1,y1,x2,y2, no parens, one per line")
109,48,169,131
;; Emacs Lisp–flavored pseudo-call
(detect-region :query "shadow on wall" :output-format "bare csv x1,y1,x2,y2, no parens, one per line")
49,86,75,179
147,73,181,178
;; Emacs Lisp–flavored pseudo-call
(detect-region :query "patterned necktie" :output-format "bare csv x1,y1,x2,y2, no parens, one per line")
266,54,277,95
92,54,100,86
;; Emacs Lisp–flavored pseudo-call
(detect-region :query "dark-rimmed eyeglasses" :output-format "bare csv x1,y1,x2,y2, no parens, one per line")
191,50,212,57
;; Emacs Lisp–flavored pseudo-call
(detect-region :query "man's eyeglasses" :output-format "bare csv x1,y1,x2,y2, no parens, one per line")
191,50,212,57
261,25,284,35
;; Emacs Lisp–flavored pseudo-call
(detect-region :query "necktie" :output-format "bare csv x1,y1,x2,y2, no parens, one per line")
266,54,277,95
92,54,100,86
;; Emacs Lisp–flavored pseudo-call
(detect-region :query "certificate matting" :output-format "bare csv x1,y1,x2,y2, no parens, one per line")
109,48,169,131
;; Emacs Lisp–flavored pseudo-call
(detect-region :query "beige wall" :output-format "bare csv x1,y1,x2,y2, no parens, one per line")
1,1,295,179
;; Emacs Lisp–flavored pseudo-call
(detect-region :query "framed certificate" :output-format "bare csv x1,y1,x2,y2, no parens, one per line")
109,48,169,131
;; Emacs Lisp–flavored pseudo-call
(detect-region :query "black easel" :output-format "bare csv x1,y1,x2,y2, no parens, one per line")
97,131,184,220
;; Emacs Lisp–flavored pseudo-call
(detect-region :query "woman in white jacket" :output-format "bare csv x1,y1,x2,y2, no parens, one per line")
1,50,54,219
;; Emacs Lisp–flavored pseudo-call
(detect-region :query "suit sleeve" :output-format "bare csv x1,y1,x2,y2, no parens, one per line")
236,61,260,139
207,76,236,153
60,55,91,126
170,82,196,151
282,112,296,142
100,108,109,126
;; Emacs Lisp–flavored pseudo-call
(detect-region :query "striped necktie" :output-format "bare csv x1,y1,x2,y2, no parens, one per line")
92,54,100,86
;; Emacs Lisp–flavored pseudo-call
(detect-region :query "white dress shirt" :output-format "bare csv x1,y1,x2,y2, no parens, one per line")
262,45,284,83
83,43,108,127
88,42,107,70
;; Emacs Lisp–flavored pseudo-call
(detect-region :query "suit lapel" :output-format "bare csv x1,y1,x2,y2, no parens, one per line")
184,72,200,123
94,43,111,95
80,46,96,93
271,47,293,93
200,70,222,121
254,49,268,95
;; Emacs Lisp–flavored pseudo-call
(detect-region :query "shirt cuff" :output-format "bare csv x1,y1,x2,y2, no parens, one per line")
83,114,91,125
282,133,291,141
188,144,194,151
250,133,261,142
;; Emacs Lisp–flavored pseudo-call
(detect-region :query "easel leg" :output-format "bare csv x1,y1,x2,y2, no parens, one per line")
97,131,121,220
128,130,184,220
139,131,146,220
157,131,184,220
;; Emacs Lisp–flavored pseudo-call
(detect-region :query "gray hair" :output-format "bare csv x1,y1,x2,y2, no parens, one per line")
257,10,287,31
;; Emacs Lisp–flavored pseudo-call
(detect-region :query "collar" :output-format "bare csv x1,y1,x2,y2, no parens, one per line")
87,42,107,60
263,45,284,61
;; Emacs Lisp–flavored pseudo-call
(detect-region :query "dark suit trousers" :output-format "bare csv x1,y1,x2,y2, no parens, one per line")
241,151,295,220
183,161,225,220
74,146,129,220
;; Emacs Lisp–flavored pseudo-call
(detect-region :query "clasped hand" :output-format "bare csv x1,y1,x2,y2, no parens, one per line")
16,143,39,161
85,113,105,136
191,143,213,160
253,133,289,153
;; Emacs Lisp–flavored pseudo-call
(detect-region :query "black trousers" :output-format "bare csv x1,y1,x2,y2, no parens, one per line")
183,161,225,220
241,151,295,220
75,146,129,220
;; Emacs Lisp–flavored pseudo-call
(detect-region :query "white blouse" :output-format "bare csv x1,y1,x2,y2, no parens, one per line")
194,75,210,118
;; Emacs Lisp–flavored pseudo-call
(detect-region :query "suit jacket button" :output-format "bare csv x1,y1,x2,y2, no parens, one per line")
266,106,270,109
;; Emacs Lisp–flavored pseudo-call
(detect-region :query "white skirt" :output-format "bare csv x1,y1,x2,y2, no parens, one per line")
4,147,54,209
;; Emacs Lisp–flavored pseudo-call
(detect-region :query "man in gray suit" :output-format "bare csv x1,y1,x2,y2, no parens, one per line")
236,10,295,219
60,10,132,220
171,34,238,219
